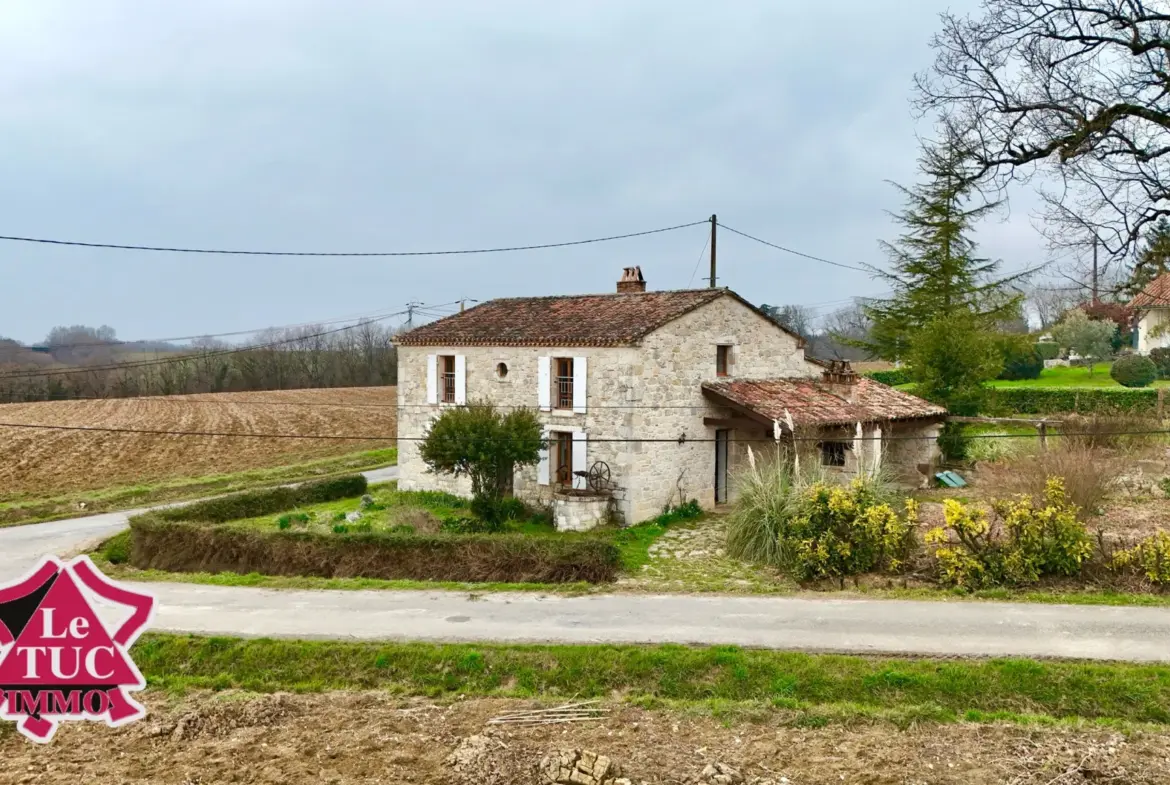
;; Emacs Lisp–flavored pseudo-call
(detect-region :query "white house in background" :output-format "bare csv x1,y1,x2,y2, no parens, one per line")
394,267,946,528
1132,272,1170,354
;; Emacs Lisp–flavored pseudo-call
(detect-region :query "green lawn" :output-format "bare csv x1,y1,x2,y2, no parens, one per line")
988,363,1170,389
134,634,1170,727
0,447,399,528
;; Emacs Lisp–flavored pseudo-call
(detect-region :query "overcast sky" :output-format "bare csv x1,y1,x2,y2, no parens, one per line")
0,0,1045,344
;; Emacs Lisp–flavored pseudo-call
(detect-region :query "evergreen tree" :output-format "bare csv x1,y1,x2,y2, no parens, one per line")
856,140,1025,361
1125,217,1170,300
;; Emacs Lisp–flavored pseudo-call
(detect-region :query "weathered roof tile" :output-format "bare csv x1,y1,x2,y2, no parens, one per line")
703,377,946,427
396,289,732,347
1131,272,1170,308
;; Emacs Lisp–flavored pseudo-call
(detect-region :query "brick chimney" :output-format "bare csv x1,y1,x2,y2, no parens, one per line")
821,359,859,400
617,266,646,293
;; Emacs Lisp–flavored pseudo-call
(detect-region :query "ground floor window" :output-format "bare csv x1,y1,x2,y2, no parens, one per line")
820,441,847,467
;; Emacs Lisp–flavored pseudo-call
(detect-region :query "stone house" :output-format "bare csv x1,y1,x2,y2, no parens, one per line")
395,268,946,528
1131,272,1170,354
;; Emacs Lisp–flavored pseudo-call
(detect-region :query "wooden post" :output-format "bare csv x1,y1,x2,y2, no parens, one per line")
1159,388,1166,421
1038,421,1048,452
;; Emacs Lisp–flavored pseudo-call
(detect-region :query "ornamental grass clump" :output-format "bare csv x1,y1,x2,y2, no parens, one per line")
925,478,1092,589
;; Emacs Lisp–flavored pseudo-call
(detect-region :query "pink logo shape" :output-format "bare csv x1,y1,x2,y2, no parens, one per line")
0,556,154,743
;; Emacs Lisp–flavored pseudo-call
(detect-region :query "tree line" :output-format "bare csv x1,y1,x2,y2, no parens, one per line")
0,321,399,402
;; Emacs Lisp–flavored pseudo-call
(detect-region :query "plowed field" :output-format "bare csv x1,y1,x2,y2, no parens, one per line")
2,692,1166,784
0,387,396,496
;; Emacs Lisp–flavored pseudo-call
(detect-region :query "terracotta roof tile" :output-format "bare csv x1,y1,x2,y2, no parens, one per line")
1130,272,1170,308
396,289,733,347
703,377,946,427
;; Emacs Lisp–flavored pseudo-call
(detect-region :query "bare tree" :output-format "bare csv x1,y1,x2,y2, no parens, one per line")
918,1,1170,257
1027,283,1081,330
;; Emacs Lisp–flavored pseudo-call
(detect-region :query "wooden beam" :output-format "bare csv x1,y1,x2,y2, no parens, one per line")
700,387,777,427
703,416,770,431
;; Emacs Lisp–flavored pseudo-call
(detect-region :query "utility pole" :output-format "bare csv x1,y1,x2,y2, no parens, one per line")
405,301,422,330
709,214,718,288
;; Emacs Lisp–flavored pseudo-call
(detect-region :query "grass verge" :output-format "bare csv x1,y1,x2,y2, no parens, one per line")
135,635,1170,726
0,448,397,528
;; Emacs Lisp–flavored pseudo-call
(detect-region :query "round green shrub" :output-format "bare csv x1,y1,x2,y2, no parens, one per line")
998,343,1043,381
1110,355,1158,388
1034,342,1060,361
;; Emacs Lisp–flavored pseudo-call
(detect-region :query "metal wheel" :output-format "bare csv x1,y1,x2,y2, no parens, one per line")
587,460,611,492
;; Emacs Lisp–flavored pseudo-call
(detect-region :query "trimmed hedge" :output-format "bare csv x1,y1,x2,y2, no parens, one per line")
1034,342,1061,361
127,517,619,584
985,387,1161,415
863,368,913,386
157,475,369,523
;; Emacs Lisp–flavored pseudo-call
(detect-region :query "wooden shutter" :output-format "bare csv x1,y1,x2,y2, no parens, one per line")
572,356,587,414
538,356,551,411
454,355,467,404
426,355,438,404
537,427,550,485
571,432,587,490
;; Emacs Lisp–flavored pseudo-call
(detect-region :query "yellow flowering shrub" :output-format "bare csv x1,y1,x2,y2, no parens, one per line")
787,478,917,583
1111,532,1170,585
925,478,1092,589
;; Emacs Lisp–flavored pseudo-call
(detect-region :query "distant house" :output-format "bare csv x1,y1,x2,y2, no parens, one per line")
394,267,946,527
1131,273,1170,354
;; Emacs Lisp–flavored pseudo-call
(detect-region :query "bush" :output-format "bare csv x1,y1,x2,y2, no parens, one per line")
937,421,971,462
100,530,131,565
469,495,528,524
1111,532,1170,585
1110,355,1158,388
1150,347,1170,379
864,368,913,386
1035,342,1061,361
984,387,1159,415
924,478,1092,588
996,337,1044,381
440,515,503,534
787,481,917,583
127,516,620,583
161,475,369,523
979,445,1117,517
725,450,912,583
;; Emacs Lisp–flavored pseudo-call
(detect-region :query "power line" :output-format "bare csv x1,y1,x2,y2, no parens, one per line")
0,419,1164,443
687,234,711,288
717,222,870,273
0,220,707,257
22,306,412,350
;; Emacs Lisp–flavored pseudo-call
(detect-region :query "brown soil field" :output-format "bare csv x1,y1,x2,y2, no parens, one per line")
2,692,1166,784
0,387,396,497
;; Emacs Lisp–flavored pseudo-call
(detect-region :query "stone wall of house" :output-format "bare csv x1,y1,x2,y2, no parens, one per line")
881,419,943,486
623,295,823,521
396,292,822,524
396,343,644,521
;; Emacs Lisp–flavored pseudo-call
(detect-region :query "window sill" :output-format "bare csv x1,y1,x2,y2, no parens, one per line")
551,408,582,417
